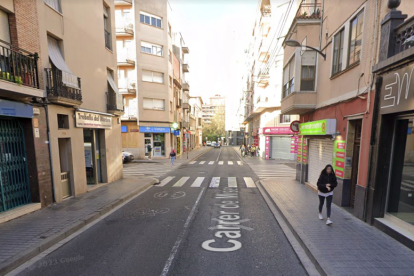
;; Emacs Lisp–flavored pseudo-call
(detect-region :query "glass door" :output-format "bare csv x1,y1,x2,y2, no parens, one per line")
388,118,414,226
84,129,94,184
144,133,152,156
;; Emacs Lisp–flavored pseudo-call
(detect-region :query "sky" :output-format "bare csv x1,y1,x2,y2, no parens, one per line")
169,0,260,129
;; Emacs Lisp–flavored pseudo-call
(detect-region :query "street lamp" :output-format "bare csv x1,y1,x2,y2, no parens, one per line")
285,39,326,60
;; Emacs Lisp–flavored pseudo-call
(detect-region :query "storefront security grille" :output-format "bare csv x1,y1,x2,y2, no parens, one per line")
0,118,31,212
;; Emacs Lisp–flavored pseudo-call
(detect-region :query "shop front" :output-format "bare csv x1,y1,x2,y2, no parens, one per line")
261,127,295,160
139,126,170,158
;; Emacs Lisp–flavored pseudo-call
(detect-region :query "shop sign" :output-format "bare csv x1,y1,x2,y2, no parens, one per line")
380,63,414,114
297,137,308,164
139,126,170,133
299,119,336,135
173,130,180,136
0,99,33,118
290,136,298,153
75,111,112,129
333,140,346,178
253,137,259,147
265,136,270,160
262,127,294,135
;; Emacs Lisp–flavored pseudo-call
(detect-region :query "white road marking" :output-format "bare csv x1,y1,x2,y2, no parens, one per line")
228,177,237,187
218,161,224,165
158,176,175,187
228,161,233,165
209,177,220,188
244,177,256,188
199,161,206,164
189,161,196,164
237,161,243,166
173,177,190,187
208,161,214,165
191,177,205,187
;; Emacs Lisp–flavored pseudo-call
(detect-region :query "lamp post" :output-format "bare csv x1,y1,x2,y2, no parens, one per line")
285,39,326,60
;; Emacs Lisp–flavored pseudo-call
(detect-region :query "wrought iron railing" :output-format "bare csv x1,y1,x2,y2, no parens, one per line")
395,16,414,55
107,91,124,111
0,39,40,89
104,30,112,50
296,0,322,20
44,67,82,101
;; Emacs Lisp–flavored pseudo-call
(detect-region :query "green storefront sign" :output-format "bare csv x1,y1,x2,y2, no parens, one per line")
299,119,336,135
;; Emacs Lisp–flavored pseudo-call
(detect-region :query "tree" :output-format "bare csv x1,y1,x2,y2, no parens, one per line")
202,106,225,142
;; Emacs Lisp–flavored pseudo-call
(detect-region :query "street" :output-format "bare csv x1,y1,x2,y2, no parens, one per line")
14,147,306,276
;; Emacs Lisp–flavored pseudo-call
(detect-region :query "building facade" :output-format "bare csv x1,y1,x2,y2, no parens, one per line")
201,94,225,124
189,96,203,149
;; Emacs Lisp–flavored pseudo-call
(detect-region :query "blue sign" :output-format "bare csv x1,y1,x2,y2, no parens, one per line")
174,130,180,136
121,126,128,133
0,99,33,118
139,126,171,133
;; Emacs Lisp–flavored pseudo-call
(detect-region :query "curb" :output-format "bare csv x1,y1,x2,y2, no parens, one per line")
256,180,326,276
0,179,156,276
178,147,212,166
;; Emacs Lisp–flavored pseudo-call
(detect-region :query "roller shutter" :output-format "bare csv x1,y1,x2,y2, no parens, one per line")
270,136,293,160
308,139,334,189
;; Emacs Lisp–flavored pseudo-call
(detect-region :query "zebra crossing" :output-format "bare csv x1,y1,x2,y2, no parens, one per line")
123,163,172,178
155,176,257,188
187,161,243,166
249,164,296,180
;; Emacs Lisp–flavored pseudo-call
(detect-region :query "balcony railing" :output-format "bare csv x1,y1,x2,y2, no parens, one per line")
118,78,136,94
104,30,112,50
182,81,189,91
116,18,134,35
117,48,135,65
107,92,124,115
295,0,321,20
0,39,40,89
45,67,82,106
182,62,189,73
121,106,137,120
395,16,414,55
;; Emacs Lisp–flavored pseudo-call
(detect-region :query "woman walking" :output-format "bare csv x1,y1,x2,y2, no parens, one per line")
170,149,176,166
317,164,337,225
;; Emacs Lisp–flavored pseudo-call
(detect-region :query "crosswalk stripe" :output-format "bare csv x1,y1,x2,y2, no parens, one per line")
173,177,190,187
208,161,214,165
218,161,224,165
209,177,220,188
158,176,175,187
228,177,237,187
199,161,206,164
228,161,233,165
244,177,256,188
191,177,205,187
189,161,196,164
237,161,243,166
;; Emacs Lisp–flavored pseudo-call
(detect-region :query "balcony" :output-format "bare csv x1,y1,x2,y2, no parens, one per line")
281,91,317,115
118,78,136,94
0,40,43,99
257,72,269,88
107,92,124,116
176,99,182,108
182,62,189,73
114,0,132,5
45,68,82,107
117,48,135,66
295,0,321,21
182,102,190,110
182,119,189,129
121,106,137,121
116,19,134,36
182,46,189,54
182,81,189,91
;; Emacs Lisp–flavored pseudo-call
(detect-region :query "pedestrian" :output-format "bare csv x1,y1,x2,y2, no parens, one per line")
169,148,176,166
256,147,260,157
250,145,255,157
147,144,152,160
241,144,245,157
317,164,337,225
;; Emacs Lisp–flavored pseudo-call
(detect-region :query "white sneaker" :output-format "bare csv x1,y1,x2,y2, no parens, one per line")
318,213,323,220
326,219,333,225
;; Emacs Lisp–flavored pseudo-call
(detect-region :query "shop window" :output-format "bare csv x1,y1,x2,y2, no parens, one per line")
57,114,69,129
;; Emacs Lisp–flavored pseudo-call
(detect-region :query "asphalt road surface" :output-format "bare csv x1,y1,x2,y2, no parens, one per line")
16,147,306,276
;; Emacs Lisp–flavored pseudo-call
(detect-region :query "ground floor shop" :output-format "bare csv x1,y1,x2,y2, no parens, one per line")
49,106,123,202
260,127,295,160
0,100,53,214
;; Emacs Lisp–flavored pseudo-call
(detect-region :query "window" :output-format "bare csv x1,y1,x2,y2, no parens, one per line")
348,10,364,66
142,70,164,84
57,114,69,129
168,23,172,37
140,12,162,28
280,114,290,123
170,101,173,112
0,10,10,43
103,5,111,50
300,66,315,91
169,50,172,63
169,76,172,87
283,57,295,98
332,29,344,75
44,0,61,13
141,41,163,56
143,98,165,110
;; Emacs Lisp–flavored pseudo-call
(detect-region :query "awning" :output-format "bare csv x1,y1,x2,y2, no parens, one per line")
47,37,79,88
107,72,120,94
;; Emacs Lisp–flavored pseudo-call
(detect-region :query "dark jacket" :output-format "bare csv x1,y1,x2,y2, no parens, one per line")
170,152,176,157
317,173,338,193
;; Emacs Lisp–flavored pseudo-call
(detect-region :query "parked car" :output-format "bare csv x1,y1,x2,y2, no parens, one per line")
122,151,134,163
213,142,221,148
206,141,212,146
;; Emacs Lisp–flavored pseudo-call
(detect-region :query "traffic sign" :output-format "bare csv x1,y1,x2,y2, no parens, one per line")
290,120,300,133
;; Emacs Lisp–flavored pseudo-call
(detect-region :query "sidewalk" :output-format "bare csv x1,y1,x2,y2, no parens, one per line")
0,177,156,275
260,179,414,276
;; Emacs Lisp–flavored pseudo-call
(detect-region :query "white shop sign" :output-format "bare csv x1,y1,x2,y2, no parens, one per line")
75,111,112,129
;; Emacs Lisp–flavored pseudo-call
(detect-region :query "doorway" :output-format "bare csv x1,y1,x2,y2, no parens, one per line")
350,120,362,208
144,133,152,157
83,129,103,184
58,138,73,198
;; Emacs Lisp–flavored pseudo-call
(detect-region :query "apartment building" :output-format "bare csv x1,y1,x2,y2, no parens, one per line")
0,0,123,219
201,94,225,124
189,96,203,149
117,0,190,158
240,0,299,160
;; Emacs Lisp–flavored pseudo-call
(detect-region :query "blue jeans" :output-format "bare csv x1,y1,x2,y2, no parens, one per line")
171,157,175,165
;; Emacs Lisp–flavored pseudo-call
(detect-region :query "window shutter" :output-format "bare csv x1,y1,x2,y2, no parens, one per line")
142,70,153,82
153,72,164,83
